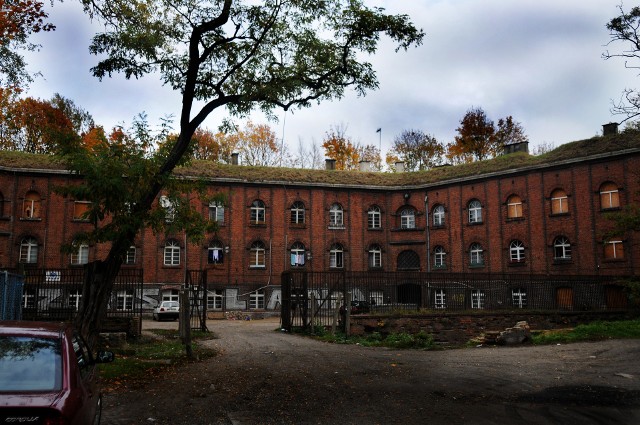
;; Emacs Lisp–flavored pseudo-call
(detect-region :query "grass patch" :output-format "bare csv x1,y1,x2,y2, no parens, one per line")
301,326,436,350
99,329,217,391
532,319,640,345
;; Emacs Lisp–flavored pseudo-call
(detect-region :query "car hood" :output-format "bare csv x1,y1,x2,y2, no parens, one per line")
0,391,65,408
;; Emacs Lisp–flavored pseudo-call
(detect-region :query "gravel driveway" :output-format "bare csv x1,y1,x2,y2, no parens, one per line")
102,317,640,425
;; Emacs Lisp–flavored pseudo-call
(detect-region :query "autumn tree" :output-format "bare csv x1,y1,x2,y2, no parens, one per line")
0,0,56,88
67,0,423,341
235,121,286,167
191,128,237,163
388,129,444,171
322,124,360,170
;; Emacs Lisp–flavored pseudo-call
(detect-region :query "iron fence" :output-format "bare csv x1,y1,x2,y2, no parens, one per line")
186,270,208,332
281,271,632,330
3,268,144,322
0,271,24,320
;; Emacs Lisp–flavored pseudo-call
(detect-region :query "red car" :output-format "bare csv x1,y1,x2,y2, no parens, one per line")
0,321,114,425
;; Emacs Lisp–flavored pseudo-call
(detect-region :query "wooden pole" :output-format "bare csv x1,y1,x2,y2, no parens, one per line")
179,289,193,359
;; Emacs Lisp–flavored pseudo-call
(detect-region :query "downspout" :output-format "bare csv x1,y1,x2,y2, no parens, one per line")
425,195,431,272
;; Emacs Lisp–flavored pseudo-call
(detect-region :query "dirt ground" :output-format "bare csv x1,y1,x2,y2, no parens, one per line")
102,317,640,425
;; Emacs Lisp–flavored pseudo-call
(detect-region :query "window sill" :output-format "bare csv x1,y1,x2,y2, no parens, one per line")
469,263,485,268
392,227,425,232
249,265,266,269
367,227,383,231
20,217,42,222
162,265,182,269
601,207,621,212
289,224,306,229
508,261,526,267
467,221,483,226
432,265,447,271
249,222,267,227
553,259,573,265
431,224,446,230
506,217,525,222
328,226,345,230
549,212,570,218
368,266,383,271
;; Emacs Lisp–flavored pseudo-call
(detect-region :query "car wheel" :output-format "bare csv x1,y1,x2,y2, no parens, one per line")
93,395,102,425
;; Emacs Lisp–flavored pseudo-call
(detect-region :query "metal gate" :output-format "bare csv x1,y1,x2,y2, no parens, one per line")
186,270,208,332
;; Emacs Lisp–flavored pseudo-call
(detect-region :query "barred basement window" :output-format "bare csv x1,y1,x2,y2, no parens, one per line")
471,289,485,309
397,250,420,270
512,288,527,308
434,289,446,309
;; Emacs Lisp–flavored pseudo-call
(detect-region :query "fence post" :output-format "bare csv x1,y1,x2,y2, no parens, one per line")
345,292,352,337
310,292,316,335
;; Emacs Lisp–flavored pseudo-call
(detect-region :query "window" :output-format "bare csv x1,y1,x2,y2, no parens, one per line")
368,205,381,229
19,237,38,264
290,242,306,267
604,240,625,260
159,196,175,222
469,243,484,266
22,289,36,309
329,243,344,268
468,200,483,224
68,289,82,310
207,289,223,310
553,236,571,261
433,246,446,269
397,250,420,270
162,289,179,302
164,239,181,266
507,195,523,219
368,244,382,269
509,240,525,263
600,182,620,210
124,246,136,265
249,289,265,309
70,242,89,265
250,241,266,268
471,290,485,309
434,289,446,309
116,290,134,311
329,203,343,228
550,189,568,214
23,191,41,219
290,202,305,225
208,241,224,264
73,201,91,221
400,208,416,229
208,201,225,224
250,200,266,224
433,205,445,227
512,288,527,308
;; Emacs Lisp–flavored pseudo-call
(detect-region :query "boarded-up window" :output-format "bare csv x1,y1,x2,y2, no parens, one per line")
73,201,91,220
507,195,523,219
600,182,620,210
550,189,568,214
604,240,624,260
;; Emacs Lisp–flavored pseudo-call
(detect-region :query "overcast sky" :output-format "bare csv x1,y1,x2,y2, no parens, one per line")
22,0,639,157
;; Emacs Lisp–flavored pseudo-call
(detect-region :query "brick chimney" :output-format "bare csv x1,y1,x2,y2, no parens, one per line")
325,159,336,170
359,160,372,172
231,152,239,165
395,161,405,173
603,122,619,136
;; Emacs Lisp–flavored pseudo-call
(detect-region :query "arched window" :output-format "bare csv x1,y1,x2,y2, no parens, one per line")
290,201,305,225
599,182,620,210
250,200,266,224
433,246,446,269
19,237,38,264
550,189,568,214
163,239,180,266
208,240,224,264
368,205,381,229
468,200,483,224
71,241,89,265
23,191,41,219
397,250,420,270
469,243,484,266
290,242,306,267
368,244,382,269
400,208,416,229
553,236,571,260
509,240,525,263
507,195,523,219
329,243,344,268
329,203,343,228
432,205,445,227
250,241,266,267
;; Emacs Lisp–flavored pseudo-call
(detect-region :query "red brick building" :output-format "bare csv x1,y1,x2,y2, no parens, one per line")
1,132,638,310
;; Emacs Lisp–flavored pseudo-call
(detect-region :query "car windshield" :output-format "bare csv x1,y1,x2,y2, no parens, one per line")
0,336,62,392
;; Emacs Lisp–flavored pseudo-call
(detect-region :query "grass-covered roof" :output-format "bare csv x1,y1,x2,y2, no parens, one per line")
1,129,639,189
